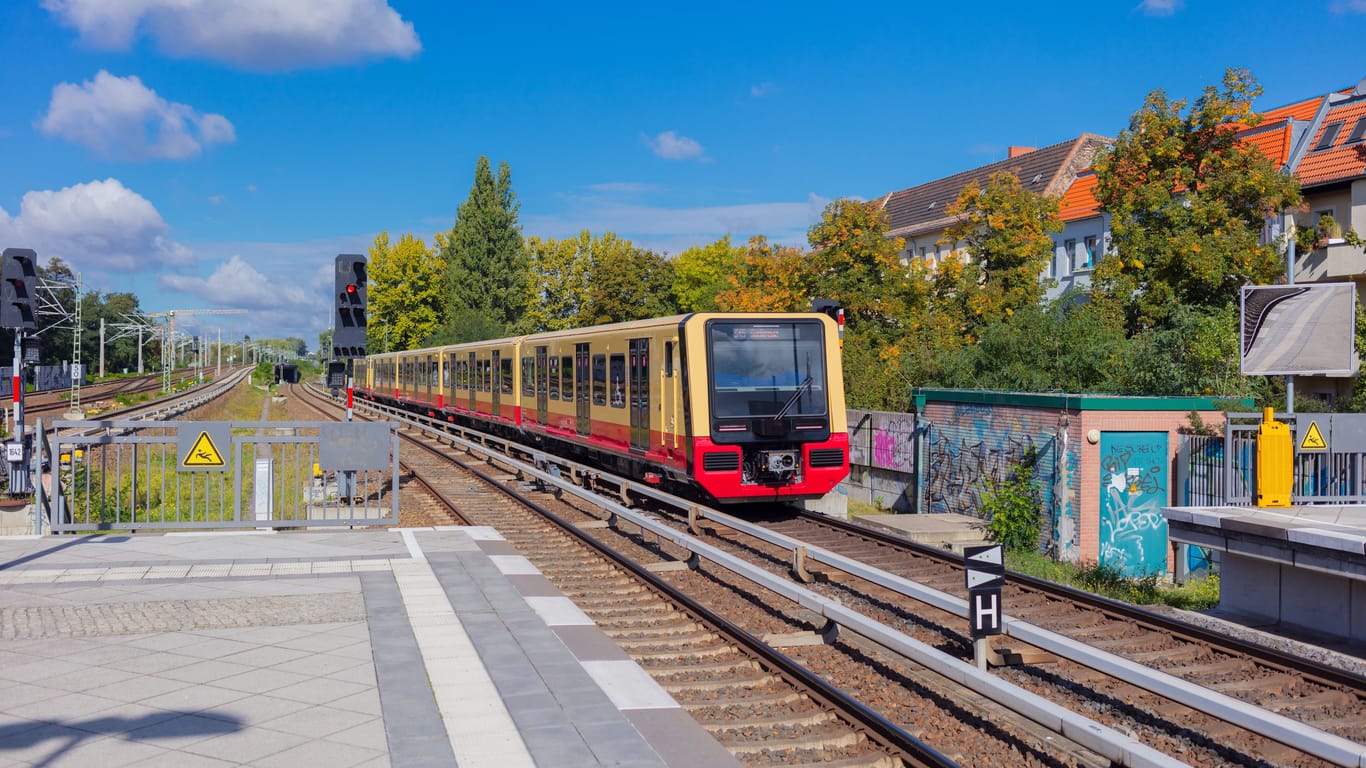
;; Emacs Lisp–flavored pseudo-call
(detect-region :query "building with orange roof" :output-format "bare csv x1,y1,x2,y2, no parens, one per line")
872,134,1111,272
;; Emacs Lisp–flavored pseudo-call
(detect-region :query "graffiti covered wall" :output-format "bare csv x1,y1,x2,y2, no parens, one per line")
921,402,1078,561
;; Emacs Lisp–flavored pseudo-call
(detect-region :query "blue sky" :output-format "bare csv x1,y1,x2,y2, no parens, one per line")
3,0,1365,349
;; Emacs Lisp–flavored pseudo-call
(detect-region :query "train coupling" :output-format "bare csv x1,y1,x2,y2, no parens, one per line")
758,450,799,474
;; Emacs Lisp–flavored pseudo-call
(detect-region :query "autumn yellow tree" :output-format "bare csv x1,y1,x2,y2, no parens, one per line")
368,231,445,352
715,236,812,312
1091,68,1301,334
939,171,1062,342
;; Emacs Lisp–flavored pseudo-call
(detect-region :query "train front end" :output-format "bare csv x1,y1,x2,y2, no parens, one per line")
687,314,849,503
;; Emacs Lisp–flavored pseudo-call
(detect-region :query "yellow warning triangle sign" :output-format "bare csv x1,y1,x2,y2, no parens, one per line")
1299,421,1327,451
184,431,226,467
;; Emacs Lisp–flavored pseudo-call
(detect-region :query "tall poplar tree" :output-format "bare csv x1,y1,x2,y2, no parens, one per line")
439,156,526,335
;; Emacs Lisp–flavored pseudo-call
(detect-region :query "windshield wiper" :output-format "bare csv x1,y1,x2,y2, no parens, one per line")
773,375,812,421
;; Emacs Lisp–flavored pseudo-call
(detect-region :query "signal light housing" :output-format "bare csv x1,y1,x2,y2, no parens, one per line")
1,248,38,331
332,254,368,358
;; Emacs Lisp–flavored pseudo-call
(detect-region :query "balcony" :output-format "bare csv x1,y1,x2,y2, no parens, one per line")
1294,238,1366,282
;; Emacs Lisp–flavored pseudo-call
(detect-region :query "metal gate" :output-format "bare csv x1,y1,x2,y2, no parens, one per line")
38,419,400,532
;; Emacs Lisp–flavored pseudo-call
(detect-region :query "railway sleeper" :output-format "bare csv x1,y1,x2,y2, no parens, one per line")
1127,644,1205,664
1210,673,1299,696
1260,688,1354,712
719,730,865,756
645,657,760,677
677,687,802,706
1163,658,1246,678
629,643,736,661
613,628,718,648
663,672,783,694
604,621,706,638
700,709,836,730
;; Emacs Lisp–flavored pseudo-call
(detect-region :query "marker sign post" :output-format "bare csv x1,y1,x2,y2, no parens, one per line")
964,544,1005,670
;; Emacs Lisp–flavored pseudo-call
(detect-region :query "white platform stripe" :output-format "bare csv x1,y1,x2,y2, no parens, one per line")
524,596,595,626
489,554,540,575
581,660,679,710
390,537,535,768
0,559,396,584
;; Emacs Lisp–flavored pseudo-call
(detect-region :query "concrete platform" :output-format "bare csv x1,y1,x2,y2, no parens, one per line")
1163,505,1366,643
0,527,740,768
855,512,991,553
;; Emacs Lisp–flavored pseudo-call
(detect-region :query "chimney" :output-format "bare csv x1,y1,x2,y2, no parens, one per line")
1008,146,1037,159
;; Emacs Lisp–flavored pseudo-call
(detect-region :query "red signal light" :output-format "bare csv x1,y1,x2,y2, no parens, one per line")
346,284,357,295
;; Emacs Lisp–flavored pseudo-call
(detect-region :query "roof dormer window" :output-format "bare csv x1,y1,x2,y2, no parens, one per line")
1345,117,1366,145
1313,121,1344,151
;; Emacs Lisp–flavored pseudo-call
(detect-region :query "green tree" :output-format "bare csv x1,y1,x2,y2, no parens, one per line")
519,233,594,332
673,235,746,312
439,156,526,332
1091,68,1302,334
581,236,678,324
368,231,445,352
940,171,1062,340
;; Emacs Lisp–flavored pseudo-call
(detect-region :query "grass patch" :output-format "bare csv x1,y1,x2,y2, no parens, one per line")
846,499,888,518
1006,549,1219,610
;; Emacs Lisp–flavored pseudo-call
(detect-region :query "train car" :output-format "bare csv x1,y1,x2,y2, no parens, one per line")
355,312,848,505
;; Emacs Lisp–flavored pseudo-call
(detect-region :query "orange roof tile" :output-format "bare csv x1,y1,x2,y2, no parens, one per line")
1236,120,1294,167
1058,172,1100,222
1296,97,1366,187
1261,94,1330,123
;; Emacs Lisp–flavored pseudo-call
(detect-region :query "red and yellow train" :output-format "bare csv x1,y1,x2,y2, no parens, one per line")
352,312,849,504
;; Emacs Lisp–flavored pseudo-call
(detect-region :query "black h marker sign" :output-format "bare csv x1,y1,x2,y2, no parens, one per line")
963,544,1004,639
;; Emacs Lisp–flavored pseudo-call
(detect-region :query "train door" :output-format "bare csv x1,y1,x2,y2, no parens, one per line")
662,340,677,450
535,346,548,425
629,338,649,452
492,350,501,415
424,354,433,404
468,352,476,410
575,343,590,435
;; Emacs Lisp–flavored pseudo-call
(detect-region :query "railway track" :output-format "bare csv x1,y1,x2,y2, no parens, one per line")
294,382,1366,767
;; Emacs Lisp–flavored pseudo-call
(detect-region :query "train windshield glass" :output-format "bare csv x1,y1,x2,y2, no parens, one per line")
708,320,827,418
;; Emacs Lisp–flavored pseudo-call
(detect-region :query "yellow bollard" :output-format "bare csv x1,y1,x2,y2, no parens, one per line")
1256,407,1292,508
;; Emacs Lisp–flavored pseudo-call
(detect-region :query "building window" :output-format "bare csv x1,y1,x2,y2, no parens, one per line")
1347,117,1366,145
1063,239,1076,272
919,246,928,261
1081,236,1098,270
1313,122,1344,151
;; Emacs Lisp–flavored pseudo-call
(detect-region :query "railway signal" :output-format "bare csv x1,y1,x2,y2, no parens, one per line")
333,254,367,359
1,248,37,331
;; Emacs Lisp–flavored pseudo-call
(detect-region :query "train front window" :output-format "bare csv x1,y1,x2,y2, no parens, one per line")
708,320,827,419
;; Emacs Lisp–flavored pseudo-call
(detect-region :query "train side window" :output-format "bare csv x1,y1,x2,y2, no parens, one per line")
501,358,513,395
561,356,573,399
521,357,534,396
592,354,607,406
609,354,625,408
549,355,560,400
664,341,674,377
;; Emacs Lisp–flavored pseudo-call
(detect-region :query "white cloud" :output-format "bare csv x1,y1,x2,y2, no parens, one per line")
1137,0,1183,16
1330,0,1366,11
645,131,708,162
0,178,192,272
39,71,235,160
522,193,829,256
43,0,421,71
750,82,777,98
159,255,316,312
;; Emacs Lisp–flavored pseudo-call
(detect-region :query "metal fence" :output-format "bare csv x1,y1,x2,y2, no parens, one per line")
1178,412,1366,506
38,419,399,532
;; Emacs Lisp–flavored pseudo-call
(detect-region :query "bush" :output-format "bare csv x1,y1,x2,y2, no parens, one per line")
982,449,1043,552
